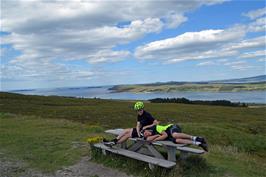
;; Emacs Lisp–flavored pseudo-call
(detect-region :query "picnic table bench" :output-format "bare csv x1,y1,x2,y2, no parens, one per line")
93,128,205,169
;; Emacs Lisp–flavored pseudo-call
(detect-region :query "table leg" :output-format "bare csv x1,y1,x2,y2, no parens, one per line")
120,142,127,149
165,145,177,162
145,145,165,159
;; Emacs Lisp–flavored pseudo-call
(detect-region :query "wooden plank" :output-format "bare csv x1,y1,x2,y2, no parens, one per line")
105,129,124,135
177,146,205,154
94,143,176,168
137,147,153,156
128,141,146,151
155,141,186,147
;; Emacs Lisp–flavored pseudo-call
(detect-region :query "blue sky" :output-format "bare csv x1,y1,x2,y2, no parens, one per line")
1,0,265,90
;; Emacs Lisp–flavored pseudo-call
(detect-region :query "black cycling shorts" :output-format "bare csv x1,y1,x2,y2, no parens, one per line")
131,128,139,138
167,125,182,143
169,124,182,134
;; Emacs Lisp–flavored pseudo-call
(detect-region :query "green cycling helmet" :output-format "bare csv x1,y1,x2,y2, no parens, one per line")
134,101,144,111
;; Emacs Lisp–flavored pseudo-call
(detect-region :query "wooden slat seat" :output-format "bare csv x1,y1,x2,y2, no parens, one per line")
177,146,205,154
94,143,176,168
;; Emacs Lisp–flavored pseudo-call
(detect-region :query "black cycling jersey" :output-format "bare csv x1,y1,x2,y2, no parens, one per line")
137,111,155,129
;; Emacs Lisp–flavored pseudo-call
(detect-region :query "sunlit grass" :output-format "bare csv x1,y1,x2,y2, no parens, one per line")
0,113,90,172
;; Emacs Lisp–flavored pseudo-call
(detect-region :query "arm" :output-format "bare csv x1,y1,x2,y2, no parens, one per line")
147,134,160,141
153,132,168,141
136,122,141,137
142,120,159,130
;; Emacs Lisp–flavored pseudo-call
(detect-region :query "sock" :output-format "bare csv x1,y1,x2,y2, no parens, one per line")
193,141,201,145
112,138,118,143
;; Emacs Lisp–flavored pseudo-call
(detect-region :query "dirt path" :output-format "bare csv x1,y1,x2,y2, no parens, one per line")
55,156,133,177
0,156,133,177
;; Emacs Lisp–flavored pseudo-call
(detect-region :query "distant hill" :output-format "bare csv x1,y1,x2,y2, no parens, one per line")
210,75,266,84
130,75,266,87
109,75,266,93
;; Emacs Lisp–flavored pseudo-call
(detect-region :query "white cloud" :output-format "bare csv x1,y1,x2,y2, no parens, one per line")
1,1,220,34
217,59,229,63
0,47,8,58
196,60,256,70
243,7,266,20
2,18,162,62
224,61,254,70
223,60,264,71
164,13,187,29
134,20,266,70
1,57,94,82
197,59,231,67
230,65,253,70
257,58,266,62
1,0,227,54
246,17,266,32
87,50,131,64
197,61,216,66
229,36,266,50
1,0,226,87
135,26,246,63
224,61,246,66
239,50,266,59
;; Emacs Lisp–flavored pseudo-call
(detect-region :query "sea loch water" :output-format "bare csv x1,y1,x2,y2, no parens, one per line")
10,86,266,104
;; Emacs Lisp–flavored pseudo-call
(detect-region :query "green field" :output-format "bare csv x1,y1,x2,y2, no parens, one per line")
0,92,266,177
110,82,266,93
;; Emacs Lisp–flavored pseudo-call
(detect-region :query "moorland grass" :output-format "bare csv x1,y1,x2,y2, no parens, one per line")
0,113,91,173
0,92,266,176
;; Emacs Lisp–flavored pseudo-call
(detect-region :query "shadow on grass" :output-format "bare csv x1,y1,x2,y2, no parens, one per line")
90,146,215,177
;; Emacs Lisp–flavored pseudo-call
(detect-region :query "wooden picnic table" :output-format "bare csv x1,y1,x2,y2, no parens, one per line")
93,128,205,169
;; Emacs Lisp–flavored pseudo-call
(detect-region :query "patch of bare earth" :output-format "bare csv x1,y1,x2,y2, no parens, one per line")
0,156,133,177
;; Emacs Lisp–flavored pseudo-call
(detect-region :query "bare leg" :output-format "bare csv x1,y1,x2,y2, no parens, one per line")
172,132,193,140
175,139,193,144
172,132,208,151
116,128,132,139
117,129,132,143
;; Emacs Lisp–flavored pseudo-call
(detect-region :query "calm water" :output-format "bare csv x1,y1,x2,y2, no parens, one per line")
10,86,266,104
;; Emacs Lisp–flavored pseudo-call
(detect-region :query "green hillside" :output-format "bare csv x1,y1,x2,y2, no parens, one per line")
0,92,266,177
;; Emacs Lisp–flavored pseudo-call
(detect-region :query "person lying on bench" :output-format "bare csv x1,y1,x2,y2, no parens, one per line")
104,101,159,145
143,124,208,152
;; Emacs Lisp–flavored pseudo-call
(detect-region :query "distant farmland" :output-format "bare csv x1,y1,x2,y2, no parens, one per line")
110,82,266,93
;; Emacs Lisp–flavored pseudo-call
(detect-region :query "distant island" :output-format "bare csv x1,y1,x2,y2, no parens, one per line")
109,75,266,93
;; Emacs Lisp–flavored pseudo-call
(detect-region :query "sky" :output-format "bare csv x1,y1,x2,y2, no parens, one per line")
0,0,266,91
